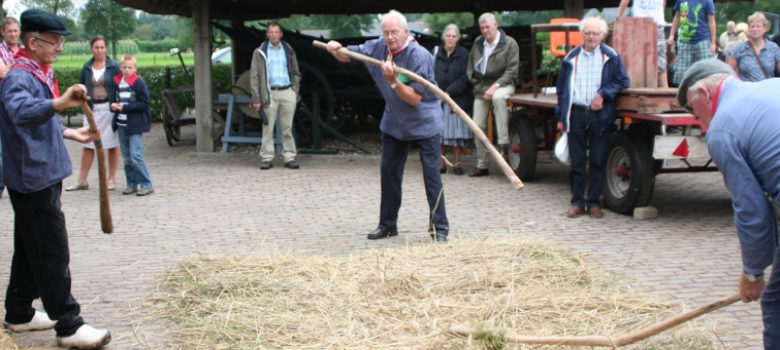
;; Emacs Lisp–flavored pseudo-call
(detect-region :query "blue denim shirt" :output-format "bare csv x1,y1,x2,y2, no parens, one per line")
729,41,780,82
707,78,780,275
0,68,71,193
348,38,442,141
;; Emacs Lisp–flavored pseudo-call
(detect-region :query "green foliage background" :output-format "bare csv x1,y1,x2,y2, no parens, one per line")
55,64,233,123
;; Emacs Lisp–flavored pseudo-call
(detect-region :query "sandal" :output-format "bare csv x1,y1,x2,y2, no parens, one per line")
107,179,116,191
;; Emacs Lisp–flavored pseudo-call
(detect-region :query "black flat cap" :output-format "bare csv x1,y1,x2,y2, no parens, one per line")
20,9,71,35
677,59,734,109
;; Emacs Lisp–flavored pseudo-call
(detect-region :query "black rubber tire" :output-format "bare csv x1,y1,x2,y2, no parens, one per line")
172,125,181,141
628,122,664,175
603,131,655,214
508,116,537,181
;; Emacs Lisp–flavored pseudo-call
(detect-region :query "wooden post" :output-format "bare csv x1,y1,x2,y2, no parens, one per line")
230,20,251,84
192,0,214,152
564,0,584,19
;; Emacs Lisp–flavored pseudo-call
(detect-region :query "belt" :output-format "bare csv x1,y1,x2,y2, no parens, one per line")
270,85,291,91
93,99,109,104
571,104,592,112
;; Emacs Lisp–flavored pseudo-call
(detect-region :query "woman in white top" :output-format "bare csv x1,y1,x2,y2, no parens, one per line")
618,0,669,87
65,35,121,191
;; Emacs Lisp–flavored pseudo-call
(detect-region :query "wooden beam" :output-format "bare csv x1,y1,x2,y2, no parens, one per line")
193,0,214,152
564,0,584,19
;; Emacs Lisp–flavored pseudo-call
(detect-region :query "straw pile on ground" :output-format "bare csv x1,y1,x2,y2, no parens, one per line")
0,331,17,350
134,236,725,349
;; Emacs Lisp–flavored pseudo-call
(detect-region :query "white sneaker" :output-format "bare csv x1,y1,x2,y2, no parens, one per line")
56,324,111,349
3,310,57,333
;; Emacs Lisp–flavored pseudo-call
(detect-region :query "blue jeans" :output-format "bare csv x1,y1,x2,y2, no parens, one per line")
568,109,611,208
762,247,780,349
117,127,152,189
0,132,5,195
379,132,449,235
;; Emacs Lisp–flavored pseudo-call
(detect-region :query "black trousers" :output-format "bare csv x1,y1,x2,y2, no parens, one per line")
378,132,449,235
4,183,84,336
567,109,611,208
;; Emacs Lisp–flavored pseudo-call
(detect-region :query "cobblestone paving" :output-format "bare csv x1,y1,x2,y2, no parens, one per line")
0,124,762,349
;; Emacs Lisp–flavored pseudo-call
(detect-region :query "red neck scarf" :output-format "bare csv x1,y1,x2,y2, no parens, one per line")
711,77,738,116
387,36,416,58
113,72,137,86
11,48,59,98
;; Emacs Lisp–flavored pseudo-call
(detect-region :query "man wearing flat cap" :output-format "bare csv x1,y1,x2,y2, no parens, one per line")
0,9,111,349
678,59,780,349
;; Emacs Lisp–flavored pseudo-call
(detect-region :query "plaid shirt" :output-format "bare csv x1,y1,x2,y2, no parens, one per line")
0,42,21,65
266,44,291,88
572,46,603,107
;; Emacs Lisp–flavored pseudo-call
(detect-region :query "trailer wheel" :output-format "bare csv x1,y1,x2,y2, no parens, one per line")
508,116,537,181
628,122,663,175
604,131,655,214
161,107,174,147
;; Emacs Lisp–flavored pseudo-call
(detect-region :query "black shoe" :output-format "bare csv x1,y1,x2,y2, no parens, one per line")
367,227,398,240
430,233,448,243
260,161,273,170
439,166,446,174
284,160,300,169
453,167,464,175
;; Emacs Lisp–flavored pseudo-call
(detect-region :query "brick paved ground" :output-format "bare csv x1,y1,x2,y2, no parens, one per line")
0,124,763,349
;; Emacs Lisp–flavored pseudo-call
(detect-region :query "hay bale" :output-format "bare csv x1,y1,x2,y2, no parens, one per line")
0,330,18,350
133,236,726,349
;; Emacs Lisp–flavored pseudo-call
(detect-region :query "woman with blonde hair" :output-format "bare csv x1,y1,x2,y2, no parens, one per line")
728,13,780,82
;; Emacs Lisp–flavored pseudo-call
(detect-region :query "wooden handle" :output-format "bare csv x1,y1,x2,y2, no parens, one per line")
80,101,114,234
313,40,524,191
449,293,741,347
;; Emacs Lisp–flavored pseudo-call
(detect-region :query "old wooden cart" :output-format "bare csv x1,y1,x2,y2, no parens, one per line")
505,18,717,214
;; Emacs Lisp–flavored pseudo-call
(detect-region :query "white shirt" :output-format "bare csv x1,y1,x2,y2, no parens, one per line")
92,66,105,81
572,46,603,107
479,30,501,75
631,0,665,25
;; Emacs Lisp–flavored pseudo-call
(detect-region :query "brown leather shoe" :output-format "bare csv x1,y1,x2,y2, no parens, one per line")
566,205,584,218
588,206,604,219
468,168,489,177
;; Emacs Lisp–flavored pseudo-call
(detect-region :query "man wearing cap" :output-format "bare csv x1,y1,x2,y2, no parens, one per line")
555,17,630,219
678,59,780,349
0,9,111,349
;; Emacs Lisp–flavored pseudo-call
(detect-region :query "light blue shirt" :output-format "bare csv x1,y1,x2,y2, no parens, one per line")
729,41,780,82
707,78,780,275
572,46,603,107
267,43,291,88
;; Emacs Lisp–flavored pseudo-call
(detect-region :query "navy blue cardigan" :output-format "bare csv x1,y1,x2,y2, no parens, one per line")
111,74,152,135
79,56,121,109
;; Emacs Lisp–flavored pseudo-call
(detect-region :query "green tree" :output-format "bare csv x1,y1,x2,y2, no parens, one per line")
498,10,564,26
716,0,780,34
421,13,473,34
21,0,75,18
136,12,176,40
309,14,376,38
173,16,193,49
83,0,135,59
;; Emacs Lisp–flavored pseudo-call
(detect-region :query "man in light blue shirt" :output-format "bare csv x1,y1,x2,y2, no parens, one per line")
678,59,780,349
249,22,301,170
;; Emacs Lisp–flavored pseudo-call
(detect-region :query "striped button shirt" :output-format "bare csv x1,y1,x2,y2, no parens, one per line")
116,78,133,126
0,68,71,193
0,42,19,65
266,44,291,88
572,46,603,107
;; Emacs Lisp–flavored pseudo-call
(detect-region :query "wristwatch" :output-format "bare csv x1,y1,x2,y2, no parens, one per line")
744,271,765,282
390,81,399,89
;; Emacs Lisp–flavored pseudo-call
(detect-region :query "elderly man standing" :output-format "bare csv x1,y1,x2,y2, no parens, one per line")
678,59,780,350
0,9,111,349
466,12,520,177
555,17,630,219
250,22,302,170
326,10,450,242
719,21,737,49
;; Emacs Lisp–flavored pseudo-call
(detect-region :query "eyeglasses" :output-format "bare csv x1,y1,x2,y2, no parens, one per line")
582,31,603,37
382,30,403,37
683,100,694,114
34,36,65,48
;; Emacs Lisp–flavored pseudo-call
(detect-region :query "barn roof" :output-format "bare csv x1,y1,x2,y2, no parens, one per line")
112,0,751,21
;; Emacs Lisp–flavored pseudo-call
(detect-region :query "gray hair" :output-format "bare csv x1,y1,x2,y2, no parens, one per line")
382,10,408,29
727,21,736,28
579,17,608,34
441,24,460,40
478,12,497,25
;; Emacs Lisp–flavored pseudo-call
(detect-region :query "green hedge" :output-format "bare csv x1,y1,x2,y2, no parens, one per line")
135,38,180,53
55,64,234,122
63,40,139,55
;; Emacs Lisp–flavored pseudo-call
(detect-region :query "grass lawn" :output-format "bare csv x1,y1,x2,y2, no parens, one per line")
53,52,195,68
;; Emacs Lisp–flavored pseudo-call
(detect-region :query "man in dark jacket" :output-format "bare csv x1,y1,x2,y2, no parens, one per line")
555,17,630,219
250,22,302,170
466,12,520,177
